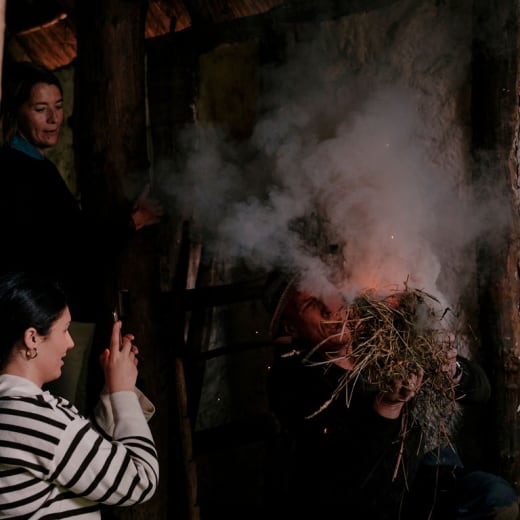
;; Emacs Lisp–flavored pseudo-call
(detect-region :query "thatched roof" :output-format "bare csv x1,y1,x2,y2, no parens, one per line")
4,0,281,70
5,0,399,70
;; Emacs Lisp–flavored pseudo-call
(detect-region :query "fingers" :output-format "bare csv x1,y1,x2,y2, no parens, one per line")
99,348,110,367
388,367,424,403
442,347,459,379
102,330,139,392
110,321,123,351
108,322,137,357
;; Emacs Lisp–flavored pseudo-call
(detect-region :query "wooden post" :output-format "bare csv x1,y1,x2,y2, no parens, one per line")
74,1,173,519
472,0,520,485
0,0,5,101
175,356,200,520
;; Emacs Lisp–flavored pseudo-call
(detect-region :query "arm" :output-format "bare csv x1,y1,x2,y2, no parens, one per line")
54,322,158,504
443,347,491,403
94,321,155,435
93,385,155,436
52,395,159,505
267,355,417,513
0,389,158,509
455,355,491,403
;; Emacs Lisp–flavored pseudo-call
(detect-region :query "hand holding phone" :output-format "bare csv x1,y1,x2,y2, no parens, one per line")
112,309,123,349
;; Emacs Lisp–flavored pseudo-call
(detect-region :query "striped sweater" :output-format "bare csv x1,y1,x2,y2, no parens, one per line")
0,374,159,519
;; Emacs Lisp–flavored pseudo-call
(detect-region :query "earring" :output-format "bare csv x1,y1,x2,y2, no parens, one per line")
25,348,38,360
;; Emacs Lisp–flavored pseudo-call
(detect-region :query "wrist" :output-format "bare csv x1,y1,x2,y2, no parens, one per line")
373,396,405,419
453,361,463,384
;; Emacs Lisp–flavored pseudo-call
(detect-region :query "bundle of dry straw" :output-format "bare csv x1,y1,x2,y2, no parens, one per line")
305,285,463,453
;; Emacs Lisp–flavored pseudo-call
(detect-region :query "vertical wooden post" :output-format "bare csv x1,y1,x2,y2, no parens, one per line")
74,1,173,519
472,0,520,485
175,354,200,520
0,0,5,101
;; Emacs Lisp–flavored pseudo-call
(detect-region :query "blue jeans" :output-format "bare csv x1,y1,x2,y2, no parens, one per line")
410,448,518,520
456,470,518,520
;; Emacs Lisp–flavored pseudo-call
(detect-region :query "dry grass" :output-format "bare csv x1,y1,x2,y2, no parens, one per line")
304,284,463,453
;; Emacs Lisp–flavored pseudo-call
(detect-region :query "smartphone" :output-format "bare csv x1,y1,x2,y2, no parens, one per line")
113,289,129,349
112,308,123,348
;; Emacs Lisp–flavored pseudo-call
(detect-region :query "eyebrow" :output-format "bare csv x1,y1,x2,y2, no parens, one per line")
299,296,318,313
31,98,64,106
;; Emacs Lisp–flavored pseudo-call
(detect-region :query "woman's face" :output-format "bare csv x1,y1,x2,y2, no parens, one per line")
35,307,74,385
17,82,63,153
283,290,349,349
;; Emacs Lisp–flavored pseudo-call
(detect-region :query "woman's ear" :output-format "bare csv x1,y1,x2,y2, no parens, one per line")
283,320,297,338
23,328,39,348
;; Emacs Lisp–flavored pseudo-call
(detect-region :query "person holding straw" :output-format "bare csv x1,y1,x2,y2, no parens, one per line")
262,269,518,520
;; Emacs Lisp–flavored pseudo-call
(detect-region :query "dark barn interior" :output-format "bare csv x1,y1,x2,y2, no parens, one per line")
3,0,520,519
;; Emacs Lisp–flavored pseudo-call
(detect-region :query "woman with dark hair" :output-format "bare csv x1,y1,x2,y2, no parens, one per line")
0,271,158,518
0,60,163,409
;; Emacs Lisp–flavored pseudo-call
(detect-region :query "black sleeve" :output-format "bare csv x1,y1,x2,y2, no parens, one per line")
266,354,420,518
455,355,491,404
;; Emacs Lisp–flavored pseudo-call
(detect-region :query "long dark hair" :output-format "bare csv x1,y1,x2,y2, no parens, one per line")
1,61,63,144
0,272,68,369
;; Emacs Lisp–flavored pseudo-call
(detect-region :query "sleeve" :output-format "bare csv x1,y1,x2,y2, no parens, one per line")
50,391,159,506
267,355,411,515
93,386,155,436
455,355,491,404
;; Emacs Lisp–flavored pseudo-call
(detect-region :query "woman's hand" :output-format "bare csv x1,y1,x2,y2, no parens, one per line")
373,368,424,419
443,346,463,385
131,183,164,230
99,321,139,393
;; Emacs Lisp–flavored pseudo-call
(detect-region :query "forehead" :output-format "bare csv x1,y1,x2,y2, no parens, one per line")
50,307,71,328
286,290,316,314
26,83,63,103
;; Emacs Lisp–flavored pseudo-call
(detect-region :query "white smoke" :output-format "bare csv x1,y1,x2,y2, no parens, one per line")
158,0,505,310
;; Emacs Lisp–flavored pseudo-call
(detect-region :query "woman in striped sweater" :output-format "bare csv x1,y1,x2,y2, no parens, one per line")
0,271,159,518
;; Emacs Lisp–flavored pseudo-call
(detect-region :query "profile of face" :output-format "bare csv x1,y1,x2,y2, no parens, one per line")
282,290,350,351
30,307,74,386
17,82,64,153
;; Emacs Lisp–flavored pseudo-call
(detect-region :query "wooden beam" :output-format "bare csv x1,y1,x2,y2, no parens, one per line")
15,13,67,36
0,0,4,101
161,277,267,312
147,0,401,54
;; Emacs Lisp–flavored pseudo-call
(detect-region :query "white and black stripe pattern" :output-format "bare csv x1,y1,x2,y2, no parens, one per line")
0,375,158,519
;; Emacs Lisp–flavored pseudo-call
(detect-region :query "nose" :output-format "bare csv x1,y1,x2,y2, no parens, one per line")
47,108,57,124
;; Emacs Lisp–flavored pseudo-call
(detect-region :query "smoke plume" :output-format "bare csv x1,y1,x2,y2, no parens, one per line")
158,1,506,311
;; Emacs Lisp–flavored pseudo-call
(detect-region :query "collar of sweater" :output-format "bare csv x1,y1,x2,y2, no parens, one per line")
9,134,45,160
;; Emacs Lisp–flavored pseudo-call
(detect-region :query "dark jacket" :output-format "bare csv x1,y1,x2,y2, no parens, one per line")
266,343,490,519
0,146,97,320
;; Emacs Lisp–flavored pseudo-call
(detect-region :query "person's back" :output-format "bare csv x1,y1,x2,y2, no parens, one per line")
0,144,95,319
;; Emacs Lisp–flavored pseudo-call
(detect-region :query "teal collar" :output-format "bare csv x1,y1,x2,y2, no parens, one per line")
9,134,45,160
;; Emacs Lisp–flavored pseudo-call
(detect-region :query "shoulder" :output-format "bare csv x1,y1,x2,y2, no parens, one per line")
0,145,35,163
0,146,44,186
